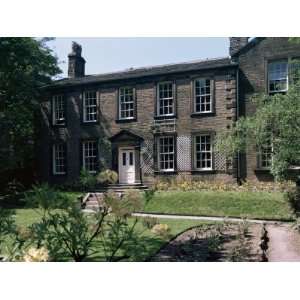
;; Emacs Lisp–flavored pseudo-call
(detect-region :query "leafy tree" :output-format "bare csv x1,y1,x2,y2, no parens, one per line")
216,62,300,181
0,38,61,172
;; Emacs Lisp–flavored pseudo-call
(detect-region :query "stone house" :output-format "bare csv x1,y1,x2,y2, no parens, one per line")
37,37,300,186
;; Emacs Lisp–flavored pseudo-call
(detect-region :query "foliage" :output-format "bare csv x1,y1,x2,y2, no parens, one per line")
0,209,17,259
79,168,97,190
284,186,300,214
0,38,61,172
29,205,109,262
23,246,49,262
151,224,171,238
153,178,294,193
24,183,73,213
143,188,156,204
142,216,158,229
26,190,145,262
97,169,118,185
215,76,300,181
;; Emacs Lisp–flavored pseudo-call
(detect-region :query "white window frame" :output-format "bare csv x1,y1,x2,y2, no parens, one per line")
258,143,273,170
194,78,212,113
52,95,65,125
119,87,135,120
157,82,175,117
158,136,175,172
82,140,97,174
83,91,98,123
268,60,289,95
52,144,66,175
194,134,213,171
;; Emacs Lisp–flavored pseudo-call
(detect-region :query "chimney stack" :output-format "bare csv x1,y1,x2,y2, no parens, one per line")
229,37,248,57
68,42,85,78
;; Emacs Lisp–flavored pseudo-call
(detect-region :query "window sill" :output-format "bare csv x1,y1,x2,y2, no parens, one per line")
154,170,178,175
191,169,216,174
82,120,98,125
254,169,271,174
191,112,215,118
154,115,176,120
51,173,67,177
52,123,66,128
116,118,137,123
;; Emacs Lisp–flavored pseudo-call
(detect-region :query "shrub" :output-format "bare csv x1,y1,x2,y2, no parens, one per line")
144,188,156,204
23,246,49,262
24,183,73,212
285,186,300,214
142,217,158,229
153,178,295,193
79,169,97,190
151,224,171,238
97,169,118,185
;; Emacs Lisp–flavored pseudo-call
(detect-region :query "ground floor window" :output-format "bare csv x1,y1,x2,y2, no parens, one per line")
82,140,98,173
158,136,175,172
259,144,273,169
52,143,66,175
194,134,213,170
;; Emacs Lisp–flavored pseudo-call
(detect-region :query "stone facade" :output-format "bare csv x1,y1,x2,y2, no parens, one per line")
235,37,300,182
37,37,300,186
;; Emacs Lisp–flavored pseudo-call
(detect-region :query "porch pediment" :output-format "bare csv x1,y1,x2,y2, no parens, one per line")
109,129,144,143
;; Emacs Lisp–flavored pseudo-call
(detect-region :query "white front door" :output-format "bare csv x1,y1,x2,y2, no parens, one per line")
118,148,135,184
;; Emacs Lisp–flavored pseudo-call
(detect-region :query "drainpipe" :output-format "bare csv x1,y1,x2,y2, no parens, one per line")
236,67,241,185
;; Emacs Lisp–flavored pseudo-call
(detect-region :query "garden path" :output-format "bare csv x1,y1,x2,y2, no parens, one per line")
267,224,300,262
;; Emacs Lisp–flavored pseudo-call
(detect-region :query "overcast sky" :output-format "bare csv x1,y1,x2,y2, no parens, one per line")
48,37,229,78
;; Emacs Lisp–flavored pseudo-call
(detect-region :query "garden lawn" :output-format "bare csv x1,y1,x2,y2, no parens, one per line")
142,191,294,221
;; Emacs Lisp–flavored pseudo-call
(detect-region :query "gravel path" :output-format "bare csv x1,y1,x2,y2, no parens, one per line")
267,224,300,262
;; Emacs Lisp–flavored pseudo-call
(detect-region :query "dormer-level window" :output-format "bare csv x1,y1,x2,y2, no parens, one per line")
194,79,212,113
83,91,97,122
268,60,288,94
157,82,174,117
52,95,65,125
119,87,135,120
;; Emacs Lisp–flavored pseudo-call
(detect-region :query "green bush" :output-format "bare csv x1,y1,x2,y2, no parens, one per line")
97,169,118,185
79,169,97,190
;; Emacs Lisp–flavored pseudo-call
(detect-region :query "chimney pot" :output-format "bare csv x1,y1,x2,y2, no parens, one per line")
68,42,85,78
229,37,248,57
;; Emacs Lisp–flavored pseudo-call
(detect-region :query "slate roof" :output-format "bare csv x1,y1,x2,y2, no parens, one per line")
46,57,237,89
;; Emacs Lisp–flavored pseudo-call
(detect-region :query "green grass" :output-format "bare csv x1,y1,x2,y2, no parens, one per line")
142,190,294,221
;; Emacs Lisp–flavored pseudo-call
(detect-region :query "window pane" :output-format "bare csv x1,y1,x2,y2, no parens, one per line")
158,136,175,171
53,95,65,125
84,91,97,122
83,140,97,172
157,82,174,116
53,144,66,174
194,134,213,170
268,61,288,94
119,87,135,119
194,79,212,113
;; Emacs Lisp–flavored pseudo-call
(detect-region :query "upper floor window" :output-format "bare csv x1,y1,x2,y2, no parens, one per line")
119,87,135,120
194,134,213,170
157,136,175,172
82,140,98,173
268,60,288,94
52,143,66,175
83,91,97,122
194,79,212,113
157,82,174,117
52,95,65,125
